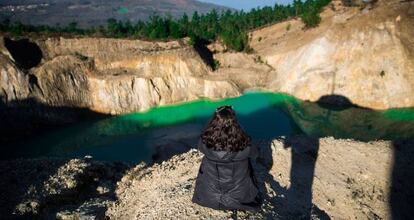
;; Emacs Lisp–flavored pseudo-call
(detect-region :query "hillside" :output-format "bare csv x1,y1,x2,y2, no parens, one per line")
214,0,414,109
0,0,230,28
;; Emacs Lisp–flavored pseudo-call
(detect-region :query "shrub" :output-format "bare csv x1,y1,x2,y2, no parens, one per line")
220,30,247,52
286,23,291,31
244,46,254,54
213,59,220,70
301,9,321,28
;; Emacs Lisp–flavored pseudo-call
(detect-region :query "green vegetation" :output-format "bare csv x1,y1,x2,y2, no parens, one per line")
301,7,321,28
213,59,221,70
286,23,292,31
296,0,328,28
0,0,331,52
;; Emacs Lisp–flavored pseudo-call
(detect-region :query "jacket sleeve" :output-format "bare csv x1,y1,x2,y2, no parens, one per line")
249,145,260,159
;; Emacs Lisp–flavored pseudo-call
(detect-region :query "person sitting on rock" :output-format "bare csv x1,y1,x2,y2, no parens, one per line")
192,105,261,212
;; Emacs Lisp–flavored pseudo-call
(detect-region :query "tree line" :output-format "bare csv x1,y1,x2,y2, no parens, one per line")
0,0,331,52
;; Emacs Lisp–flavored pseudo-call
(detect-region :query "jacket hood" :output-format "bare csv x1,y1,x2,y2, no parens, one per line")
197,139,258,162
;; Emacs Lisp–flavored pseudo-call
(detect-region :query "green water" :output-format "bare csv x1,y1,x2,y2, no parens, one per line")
3,92,414,163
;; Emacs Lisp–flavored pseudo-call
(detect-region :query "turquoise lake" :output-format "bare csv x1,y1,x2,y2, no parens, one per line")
3,92,414,164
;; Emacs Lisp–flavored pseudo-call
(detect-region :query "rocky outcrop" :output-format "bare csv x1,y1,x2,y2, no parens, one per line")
211,0,414,110
248,0,414,109
0,37,241,116
0,157,128,219
1,136,413,219
0,53,30,104
105,136,414,219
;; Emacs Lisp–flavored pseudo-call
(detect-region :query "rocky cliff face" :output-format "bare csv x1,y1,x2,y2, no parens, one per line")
248,0,414,109
1,0,413,120
0,37,241,116
0,52,30,103
214,0,414,110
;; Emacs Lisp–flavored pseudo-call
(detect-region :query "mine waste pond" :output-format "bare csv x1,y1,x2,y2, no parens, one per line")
2,92,414,163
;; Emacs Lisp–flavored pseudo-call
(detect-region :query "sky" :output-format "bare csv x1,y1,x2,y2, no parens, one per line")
198,0,294,11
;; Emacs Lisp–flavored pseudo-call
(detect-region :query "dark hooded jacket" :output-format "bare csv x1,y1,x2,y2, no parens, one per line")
192,140,261,212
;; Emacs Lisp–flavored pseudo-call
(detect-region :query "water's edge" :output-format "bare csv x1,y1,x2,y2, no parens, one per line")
2,92,414,163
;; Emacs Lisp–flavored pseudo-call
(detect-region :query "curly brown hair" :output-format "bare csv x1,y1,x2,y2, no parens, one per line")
201,106,251,152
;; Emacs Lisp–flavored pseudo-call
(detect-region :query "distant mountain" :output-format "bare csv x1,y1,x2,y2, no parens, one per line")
0,0,232,28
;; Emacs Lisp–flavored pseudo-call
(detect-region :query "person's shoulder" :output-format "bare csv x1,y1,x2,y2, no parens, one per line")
248,145,259,158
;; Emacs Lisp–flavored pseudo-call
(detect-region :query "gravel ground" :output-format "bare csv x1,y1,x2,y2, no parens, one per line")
107,136,414,219
1,136,413,219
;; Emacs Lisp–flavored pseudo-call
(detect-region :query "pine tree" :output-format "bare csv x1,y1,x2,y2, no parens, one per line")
293,0,304,16
301,6,321,28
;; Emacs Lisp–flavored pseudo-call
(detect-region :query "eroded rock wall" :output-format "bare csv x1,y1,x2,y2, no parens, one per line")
0,53,30,104
250,0,414,109
0,37,241,115
1,0,413,117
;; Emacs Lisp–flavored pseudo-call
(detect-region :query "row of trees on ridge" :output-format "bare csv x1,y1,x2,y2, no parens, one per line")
0,0,331,52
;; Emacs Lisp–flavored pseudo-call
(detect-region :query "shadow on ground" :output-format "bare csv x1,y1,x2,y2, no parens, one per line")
0,98,131,218
252,135,330,220
0,158,128,219
250,95,414,219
